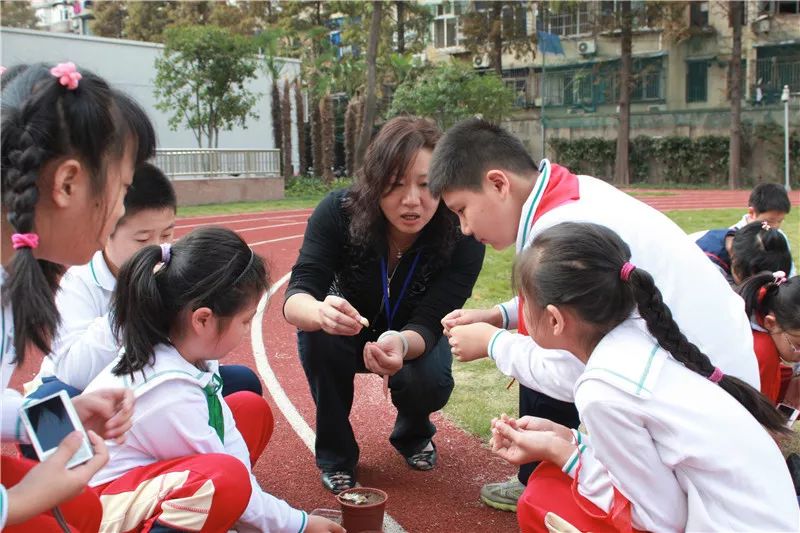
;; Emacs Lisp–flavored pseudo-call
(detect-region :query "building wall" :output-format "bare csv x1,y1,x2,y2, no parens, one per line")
0,28,302,170
172,176,284,207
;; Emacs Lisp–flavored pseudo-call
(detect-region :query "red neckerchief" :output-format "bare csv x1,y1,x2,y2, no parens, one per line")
518,163,580,336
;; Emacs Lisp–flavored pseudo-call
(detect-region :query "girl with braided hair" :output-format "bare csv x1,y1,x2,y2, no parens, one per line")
0,63,152,531
490,222,797,532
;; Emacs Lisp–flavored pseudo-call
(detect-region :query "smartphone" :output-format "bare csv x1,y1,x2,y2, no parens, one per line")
777,403,800,429
19,390,94,468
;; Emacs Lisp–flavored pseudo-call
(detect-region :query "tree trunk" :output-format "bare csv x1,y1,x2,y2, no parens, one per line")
614,0,632,186
311,96,323,178
295,78,307,176
728,0,743,190
344,95,359,177
320,95,335,184
282,81,293,178
396,1,405,54
271,80,283,171
491,2,503,77
355,1,383,169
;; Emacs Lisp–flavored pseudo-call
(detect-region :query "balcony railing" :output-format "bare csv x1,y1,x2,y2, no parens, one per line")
755,56,800,103
154,149,281,180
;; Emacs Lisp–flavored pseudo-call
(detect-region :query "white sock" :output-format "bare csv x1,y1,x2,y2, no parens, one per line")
421,441,434,452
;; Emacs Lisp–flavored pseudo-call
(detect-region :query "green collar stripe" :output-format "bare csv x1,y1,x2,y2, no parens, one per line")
520,162,549,247
636,344,660,394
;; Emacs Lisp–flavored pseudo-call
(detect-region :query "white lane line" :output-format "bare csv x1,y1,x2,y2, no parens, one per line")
249,234,304,247
235,221,307,233
178,207,313,224
176,213,310,230
251,273,406,533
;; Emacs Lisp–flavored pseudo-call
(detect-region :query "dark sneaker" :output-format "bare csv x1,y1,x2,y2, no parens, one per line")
321,470,356,494
480,477,525,512
403,441,437,471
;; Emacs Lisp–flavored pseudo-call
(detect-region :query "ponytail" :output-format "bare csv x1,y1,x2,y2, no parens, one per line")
111,226,270,378
111,245,169,377
630,268,789,435
738,272,800,332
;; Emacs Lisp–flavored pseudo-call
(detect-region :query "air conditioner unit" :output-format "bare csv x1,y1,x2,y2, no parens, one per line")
534,97,543,107
577,40,596,56
472,54,489,69
752,14,771,34
411,52,427,66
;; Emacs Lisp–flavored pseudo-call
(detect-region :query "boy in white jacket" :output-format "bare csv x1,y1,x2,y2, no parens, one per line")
427,118,759,511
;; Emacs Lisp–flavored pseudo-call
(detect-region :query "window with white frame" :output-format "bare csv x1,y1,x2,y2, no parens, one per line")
433,1,464,49
544,2,591,36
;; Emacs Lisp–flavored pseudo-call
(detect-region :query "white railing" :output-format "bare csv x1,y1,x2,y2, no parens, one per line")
154,149,281,179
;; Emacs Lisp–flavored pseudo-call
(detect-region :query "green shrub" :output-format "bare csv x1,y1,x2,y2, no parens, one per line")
285,176,353,198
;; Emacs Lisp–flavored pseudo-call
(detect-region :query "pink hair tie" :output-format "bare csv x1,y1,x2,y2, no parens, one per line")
50,62,82,90
160,243,172,264
620,261,636,282
11,233,39,250
761,220,771,231
773,270,787,286
708,367,724,384
0,66,6,76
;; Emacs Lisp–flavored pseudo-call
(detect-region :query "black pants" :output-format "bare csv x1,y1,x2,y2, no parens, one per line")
298,330,454,472
517,384,580,485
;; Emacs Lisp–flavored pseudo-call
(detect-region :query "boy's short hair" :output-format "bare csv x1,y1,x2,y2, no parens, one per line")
429,118,538,196
749,182,791,214
121,162,177,221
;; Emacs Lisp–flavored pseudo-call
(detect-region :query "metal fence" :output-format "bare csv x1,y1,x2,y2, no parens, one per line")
154,149,281,179
755,56,800,102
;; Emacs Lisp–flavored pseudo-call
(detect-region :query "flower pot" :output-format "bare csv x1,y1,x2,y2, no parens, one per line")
336,487,388,533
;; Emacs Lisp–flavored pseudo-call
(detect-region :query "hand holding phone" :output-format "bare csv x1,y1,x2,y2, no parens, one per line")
71,388,134,444
777,403,800,428
21,390,94,468
5,430,109,525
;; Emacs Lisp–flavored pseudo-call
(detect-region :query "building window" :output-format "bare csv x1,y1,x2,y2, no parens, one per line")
756,45,800,100
544,2,591,37
433,2,463,49
686,60,708,102
759,1,800,14
690,1,709,27
503,68,532,107
631,57,666,101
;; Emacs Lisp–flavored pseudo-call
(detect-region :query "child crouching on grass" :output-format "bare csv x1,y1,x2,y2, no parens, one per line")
490,221,798,532
85,226,343,532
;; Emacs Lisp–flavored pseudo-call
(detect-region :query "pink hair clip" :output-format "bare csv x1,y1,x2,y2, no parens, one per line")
11,233,39,250
50,62,82,90
620,261,636,282
0,66,6,76
761,220,771,231
773,270,787,286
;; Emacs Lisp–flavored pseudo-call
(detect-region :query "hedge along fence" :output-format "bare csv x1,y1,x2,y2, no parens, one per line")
548,127,800,186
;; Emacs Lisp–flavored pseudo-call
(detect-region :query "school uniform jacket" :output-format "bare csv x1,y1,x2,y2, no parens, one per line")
1,267,20,529
561,320,798,531
487,160,760,400
37,250,119,390
85,345,306,533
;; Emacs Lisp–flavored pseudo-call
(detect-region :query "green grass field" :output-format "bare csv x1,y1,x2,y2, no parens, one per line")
445,207,800,441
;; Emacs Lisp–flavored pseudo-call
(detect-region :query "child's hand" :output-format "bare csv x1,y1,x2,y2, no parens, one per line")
490,417,576,466
442,307,503,336
6,430,108,525
71,388,134,443
317,295,367,336
448,323,498,362
306,514,346,532
514,416,574,442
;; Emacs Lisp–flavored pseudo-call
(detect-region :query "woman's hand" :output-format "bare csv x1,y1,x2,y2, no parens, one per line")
317,296,368,336
490,414,576,466
71,388,134,443
448,323,498,362
363,338,403,377
6,431,109,525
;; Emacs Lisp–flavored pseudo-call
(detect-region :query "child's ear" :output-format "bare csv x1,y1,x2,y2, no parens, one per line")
545,304,566,336
50,158,86,208
763,312,779,332
191,307,214,334
485,169,511,198
747,206,757,220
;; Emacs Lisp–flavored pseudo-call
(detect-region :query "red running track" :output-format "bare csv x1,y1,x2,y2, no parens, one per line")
5,189,797,532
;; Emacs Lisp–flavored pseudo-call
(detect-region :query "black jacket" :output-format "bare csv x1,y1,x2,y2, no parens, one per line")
285,190,485,352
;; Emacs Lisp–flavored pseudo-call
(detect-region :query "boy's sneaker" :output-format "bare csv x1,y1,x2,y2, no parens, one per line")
480,477,525,512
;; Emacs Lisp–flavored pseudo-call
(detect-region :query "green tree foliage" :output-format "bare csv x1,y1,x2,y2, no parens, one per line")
389,61,515,130
154,25,259,148
90,0,126,38
461,1,535,75
1,1,39,29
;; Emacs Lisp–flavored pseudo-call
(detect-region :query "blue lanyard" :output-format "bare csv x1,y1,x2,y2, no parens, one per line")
380,250,421,329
